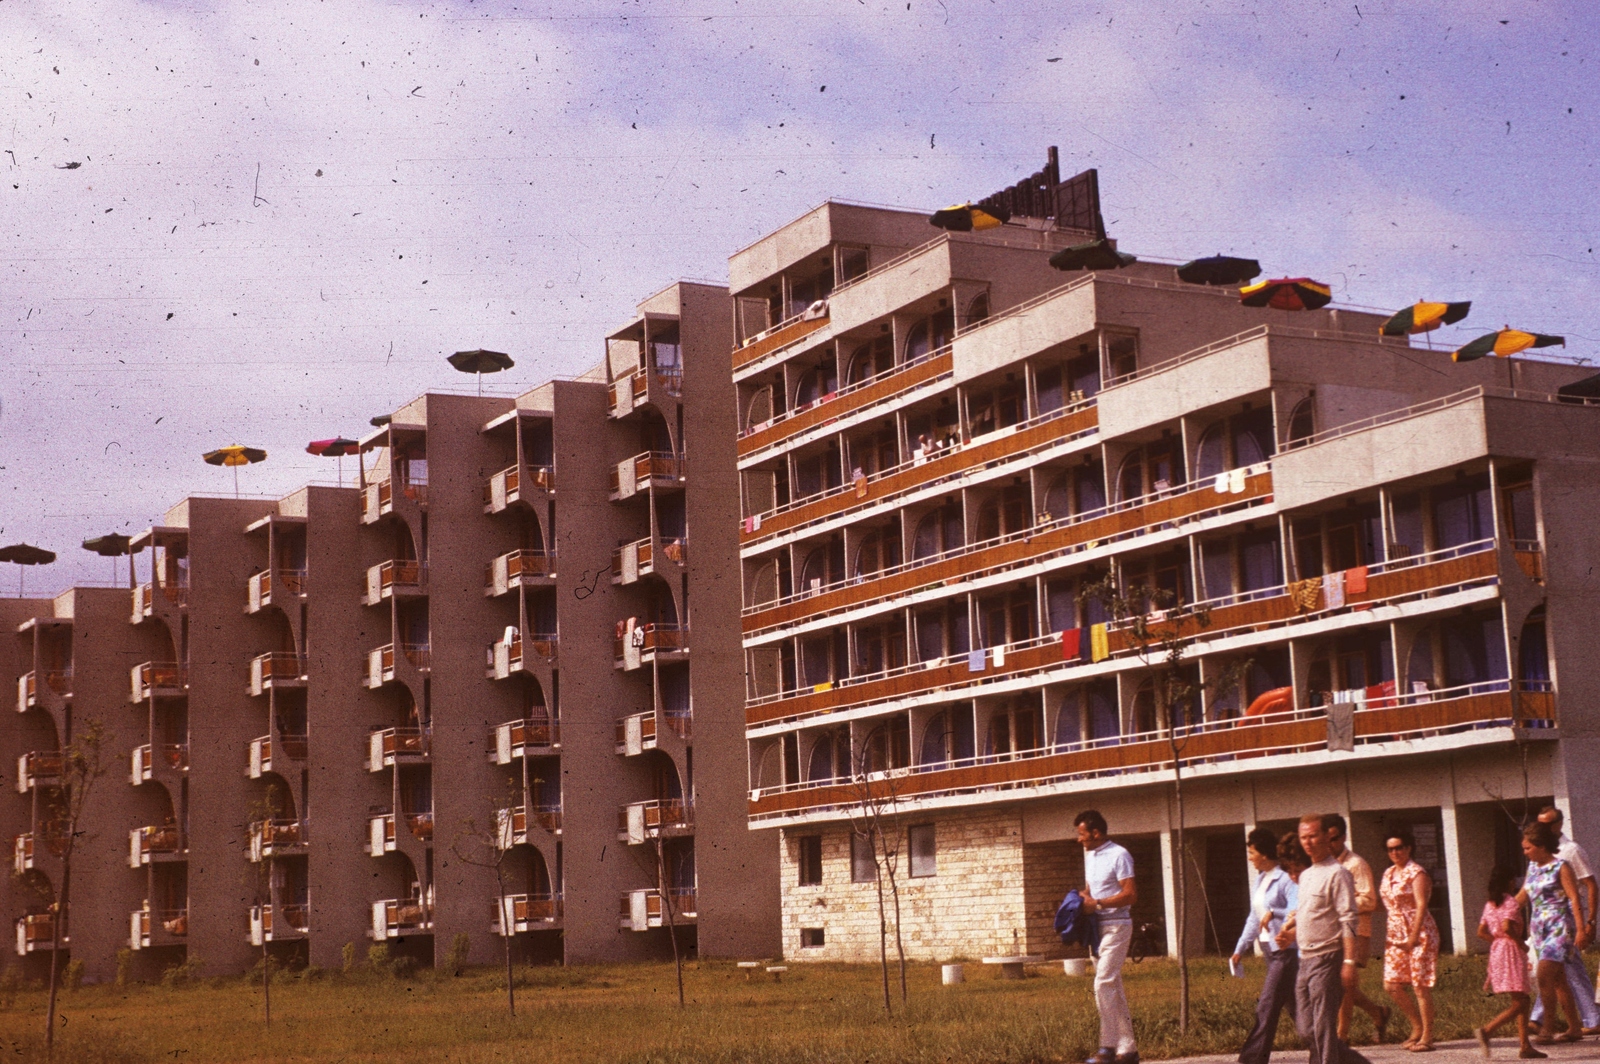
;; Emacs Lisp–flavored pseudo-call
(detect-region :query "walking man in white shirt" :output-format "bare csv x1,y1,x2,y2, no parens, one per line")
1078,809,1139,1064
1531,805,1600,1033
1279,813,1371,1064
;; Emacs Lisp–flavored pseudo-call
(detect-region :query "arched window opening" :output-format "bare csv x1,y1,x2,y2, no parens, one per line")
1087,684,1120,743
807,731,848,783
1520,608,1551,688
1195,423,1229,482
911,504,964,562
863,716,912,773
854,530,901,579
846,337,894,386
1288,398,1315,444
964,292,990,329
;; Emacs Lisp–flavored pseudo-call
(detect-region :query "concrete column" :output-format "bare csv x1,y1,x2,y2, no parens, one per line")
1438,801,1470,955
1441,799,1498,955
1159,828,1180,958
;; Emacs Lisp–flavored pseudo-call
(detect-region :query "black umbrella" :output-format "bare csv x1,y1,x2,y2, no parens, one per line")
370,415,392,428
448,349,515,396
1049,239,1137,272
1177,255,1262,287
0,543,56,596
83,533,136,588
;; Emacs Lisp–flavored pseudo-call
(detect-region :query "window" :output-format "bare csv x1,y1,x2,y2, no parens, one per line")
838,246,869,284
846,336,894,386
909,824,937,877
1288,398,1315,443
851,833,878,882
797,835,823,886
800,927,826,948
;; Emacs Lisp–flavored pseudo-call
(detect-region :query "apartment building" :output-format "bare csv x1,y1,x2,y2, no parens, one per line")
729,182,1600,962
5,279,779,981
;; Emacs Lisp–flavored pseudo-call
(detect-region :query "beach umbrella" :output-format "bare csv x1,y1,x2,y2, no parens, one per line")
307,437,360,487
1048,238,1137,272
1176,255,1261,287
1239,277,1333,312
0,543,55,596
1380,301,1472,338
370,415,392,428
1452,328,1565,363
203,444,267,498
448,349,514,396
929,202,1009,232
82,533,135,587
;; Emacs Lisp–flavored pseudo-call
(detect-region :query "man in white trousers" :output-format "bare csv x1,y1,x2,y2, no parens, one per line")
1078,809,1139,1064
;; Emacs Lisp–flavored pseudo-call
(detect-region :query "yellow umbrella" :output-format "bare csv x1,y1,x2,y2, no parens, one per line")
1451,328,1564,363
203,445,267,497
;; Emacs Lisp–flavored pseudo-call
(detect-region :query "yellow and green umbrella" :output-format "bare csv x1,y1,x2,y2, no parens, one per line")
1451,328,1564,363
1380,300,1471,337
203,444,267,497
929,202,1010,232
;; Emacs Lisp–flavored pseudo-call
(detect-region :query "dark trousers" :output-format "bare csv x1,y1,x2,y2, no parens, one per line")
1238,948,1297,1064
1294,950,1371,1064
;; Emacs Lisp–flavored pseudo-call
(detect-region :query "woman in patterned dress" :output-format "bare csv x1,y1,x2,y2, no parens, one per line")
1380,828,1440,1051
1517,820,1591,1045
1473,865,1542,1060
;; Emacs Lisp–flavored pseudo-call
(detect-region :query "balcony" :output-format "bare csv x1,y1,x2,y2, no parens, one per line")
132,579,188,623
129,905,187,950
249,819,306,862
612,537,686,585
733,308,830,372
249,652,305,696
16,668,71,712
609,451,684,500
748,538,1506,728
131,743,188,783
614,623,687,670
16,751,63,793
483,463,554,513
368,811,433,855
129,824,184,867
365,643,430,689
15,913,65,955
484,549,555,595
495,804,563,848
618,888,697,931
615,709,692,755
748,682,1557,825
490,716,560,763
617,799,692,844
364,560,427,606
487,632,557,679
361,475,428,524
491,892,562,935
367,727,430,772
743,464,1271,637
607,367,651,417
247,734,306,778
741,401,1099,547
247,568,306,614
131,662,186,703
370,898,431,939
13,825,67,873
250,903,309,946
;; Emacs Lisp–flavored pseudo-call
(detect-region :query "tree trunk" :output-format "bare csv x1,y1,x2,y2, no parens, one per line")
871,829,891,1013
884,843,907,1005
658,839,684,1008
495,865,515,1017
45,834,72,1052
1173,759,1189,1036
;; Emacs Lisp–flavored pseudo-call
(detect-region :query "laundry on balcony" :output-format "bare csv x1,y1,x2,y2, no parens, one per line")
1322,569,1346,609
1287,577,1322,613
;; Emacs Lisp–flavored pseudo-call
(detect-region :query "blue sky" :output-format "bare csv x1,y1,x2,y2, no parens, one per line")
3,0,1597,592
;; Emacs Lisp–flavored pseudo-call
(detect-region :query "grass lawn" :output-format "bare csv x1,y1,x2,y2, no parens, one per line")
0,951,1545,1063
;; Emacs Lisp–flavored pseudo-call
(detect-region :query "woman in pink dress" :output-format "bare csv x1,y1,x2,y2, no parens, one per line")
1473,866,1542,1059
1381,828,1441,1051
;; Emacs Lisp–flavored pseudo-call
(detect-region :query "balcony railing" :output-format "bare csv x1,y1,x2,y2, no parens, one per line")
745,464,1271,637
748,537,1504,726
492,892,563,934
368,726,430,772
368,813,397,855
250,903,309,945
366,643,430,688
365,560,427,605
131,661,186,703
371,898,431,939
131,742,188,783
130,906,187,949
483,463,555,512
17,668,72,711
249,652,305,696
132,579,188,622
16,912,65,953
495,803,563,848
490,716,560,763
247,568,306,613
618,888,698,930
612,537,686,584
741,400,1099,545
484,549,555,594
249,819,307,862
614,623,688,668
16,751,63,793
610,451,684,497
129,824,184,867
617,799,692,843
750,682,1556,823
733,309,829,371
488,632,558,679
615,709,692,754
14,824,69,873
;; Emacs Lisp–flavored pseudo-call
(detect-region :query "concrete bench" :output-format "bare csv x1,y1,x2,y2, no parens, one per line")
765,965,788,982
737,960,762,980
980,955,1043,980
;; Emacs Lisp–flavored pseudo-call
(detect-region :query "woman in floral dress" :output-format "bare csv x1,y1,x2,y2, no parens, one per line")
1473,865,1541,1059
1517,820,1591,1045
1380,828,1440,1051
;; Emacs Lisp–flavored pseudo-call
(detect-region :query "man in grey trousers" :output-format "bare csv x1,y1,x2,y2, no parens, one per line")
1278,813,1371,1064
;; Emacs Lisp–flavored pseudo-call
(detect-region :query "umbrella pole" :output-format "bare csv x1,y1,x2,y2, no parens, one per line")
234,465,240,499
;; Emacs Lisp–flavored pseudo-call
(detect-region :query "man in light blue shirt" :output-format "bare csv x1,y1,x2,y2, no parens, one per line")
1233,827,1300,1063
1078,809,1138,1064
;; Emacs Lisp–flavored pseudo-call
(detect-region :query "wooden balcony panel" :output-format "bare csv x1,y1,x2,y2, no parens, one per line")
738,351,953,458
733,315,828,371
741,405,1099,546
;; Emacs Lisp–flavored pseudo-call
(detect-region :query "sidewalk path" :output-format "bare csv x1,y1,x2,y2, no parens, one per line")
1166,1036,1599,1064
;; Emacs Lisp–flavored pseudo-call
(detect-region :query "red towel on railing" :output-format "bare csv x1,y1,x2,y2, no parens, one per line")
1345,565,1368,595
1365,679,1396,709
1061,627,1083,662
